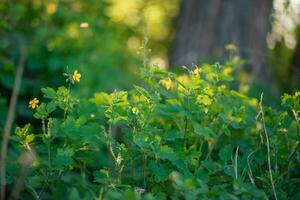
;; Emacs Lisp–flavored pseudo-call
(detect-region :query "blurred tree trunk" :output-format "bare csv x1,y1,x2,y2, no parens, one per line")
170,0,273,86
290,33,300,90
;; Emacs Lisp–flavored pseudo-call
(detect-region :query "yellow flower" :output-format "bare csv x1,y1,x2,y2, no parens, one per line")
132,107,140,115
217,85,226,92
197,95,212,106
72,70,81,82
193,67,202,76
160,78,173,90
177,75,189,84
204,87,214,97
28,98,39,109
223,67,233,75
225,43,237,51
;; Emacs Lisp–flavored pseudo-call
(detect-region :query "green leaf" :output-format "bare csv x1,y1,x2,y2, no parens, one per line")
133,134,150,149
15,124,30,138
133,85,150,97
68,188,81,200
53,155,73,169
154,145,177,161
57,147,74,157
46,102,57,113
93,169,110,184
90,92,112,105
27,175,43,188
34,103,48,119
223,165,234,177
197,94,212,106
193,124,215,139
163,129,183,141
148,160,171,182
41,87,57,99
25,134,35,143
202,160,215,172
218,144,233,163
61,117,79,138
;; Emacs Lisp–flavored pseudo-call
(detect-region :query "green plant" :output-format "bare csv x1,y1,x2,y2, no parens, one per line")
5,60,300,199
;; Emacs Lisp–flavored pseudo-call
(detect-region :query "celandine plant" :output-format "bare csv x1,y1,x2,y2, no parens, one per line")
7,60,300,200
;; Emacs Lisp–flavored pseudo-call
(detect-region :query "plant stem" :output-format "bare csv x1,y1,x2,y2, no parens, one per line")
259,93,278,200
47,119,52,169
194,140,204,175
183,116,188,150
288,142,300,162
205,134,221,160
108,126,118,164
47,142,51,169
142,153,146,188
234,146,239,180
98,187,104,200
63,109,67,120
108,125,122,184
42,118,46,135
247,150,257,185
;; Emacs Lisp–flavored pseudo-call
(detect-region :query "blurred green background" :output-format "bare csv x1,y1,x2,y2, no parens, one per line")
0,0,179,127
0,0,299,129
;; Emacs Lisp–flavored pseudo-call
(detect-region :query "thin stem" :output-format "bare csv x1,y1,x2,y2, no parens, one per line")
259,93,278,200
131,157,135,182
98,187,104,200
194,140,204,175
107,128,118,165
47,142,51,169
287,141,300,163
247,150,257,185
26,182,40,200
234,146,239,180
47,119,52,169
288,110,299,162
205,134,221,160
142,153,146,188
63,109,67,120
286,109,300,178
107,125,122,184
183,116,188,150
43,119,52,179
108,142,117,163
42,118,46,135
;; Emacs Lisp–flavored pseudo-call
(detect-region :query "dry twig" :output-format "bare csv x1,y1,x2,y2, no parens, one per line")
0,45,26,200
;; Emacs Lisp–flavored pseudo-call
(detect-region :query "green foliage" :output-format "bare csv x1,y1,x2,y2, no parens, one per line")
0,0,132,126
0,0,180,128
5,60,300,199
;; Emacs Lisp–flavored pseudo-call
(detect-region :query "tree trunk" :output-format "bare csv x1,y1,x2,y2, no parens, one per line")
170,0,273,86
290,33,300,90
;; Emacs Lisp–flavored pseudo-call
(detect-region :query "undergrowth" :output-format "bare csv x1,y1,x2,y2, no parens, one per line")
5,58,300,200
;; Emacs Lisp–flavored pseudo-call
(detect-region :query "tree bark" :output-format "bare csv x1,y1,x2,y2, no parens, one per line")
170,0,273,86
